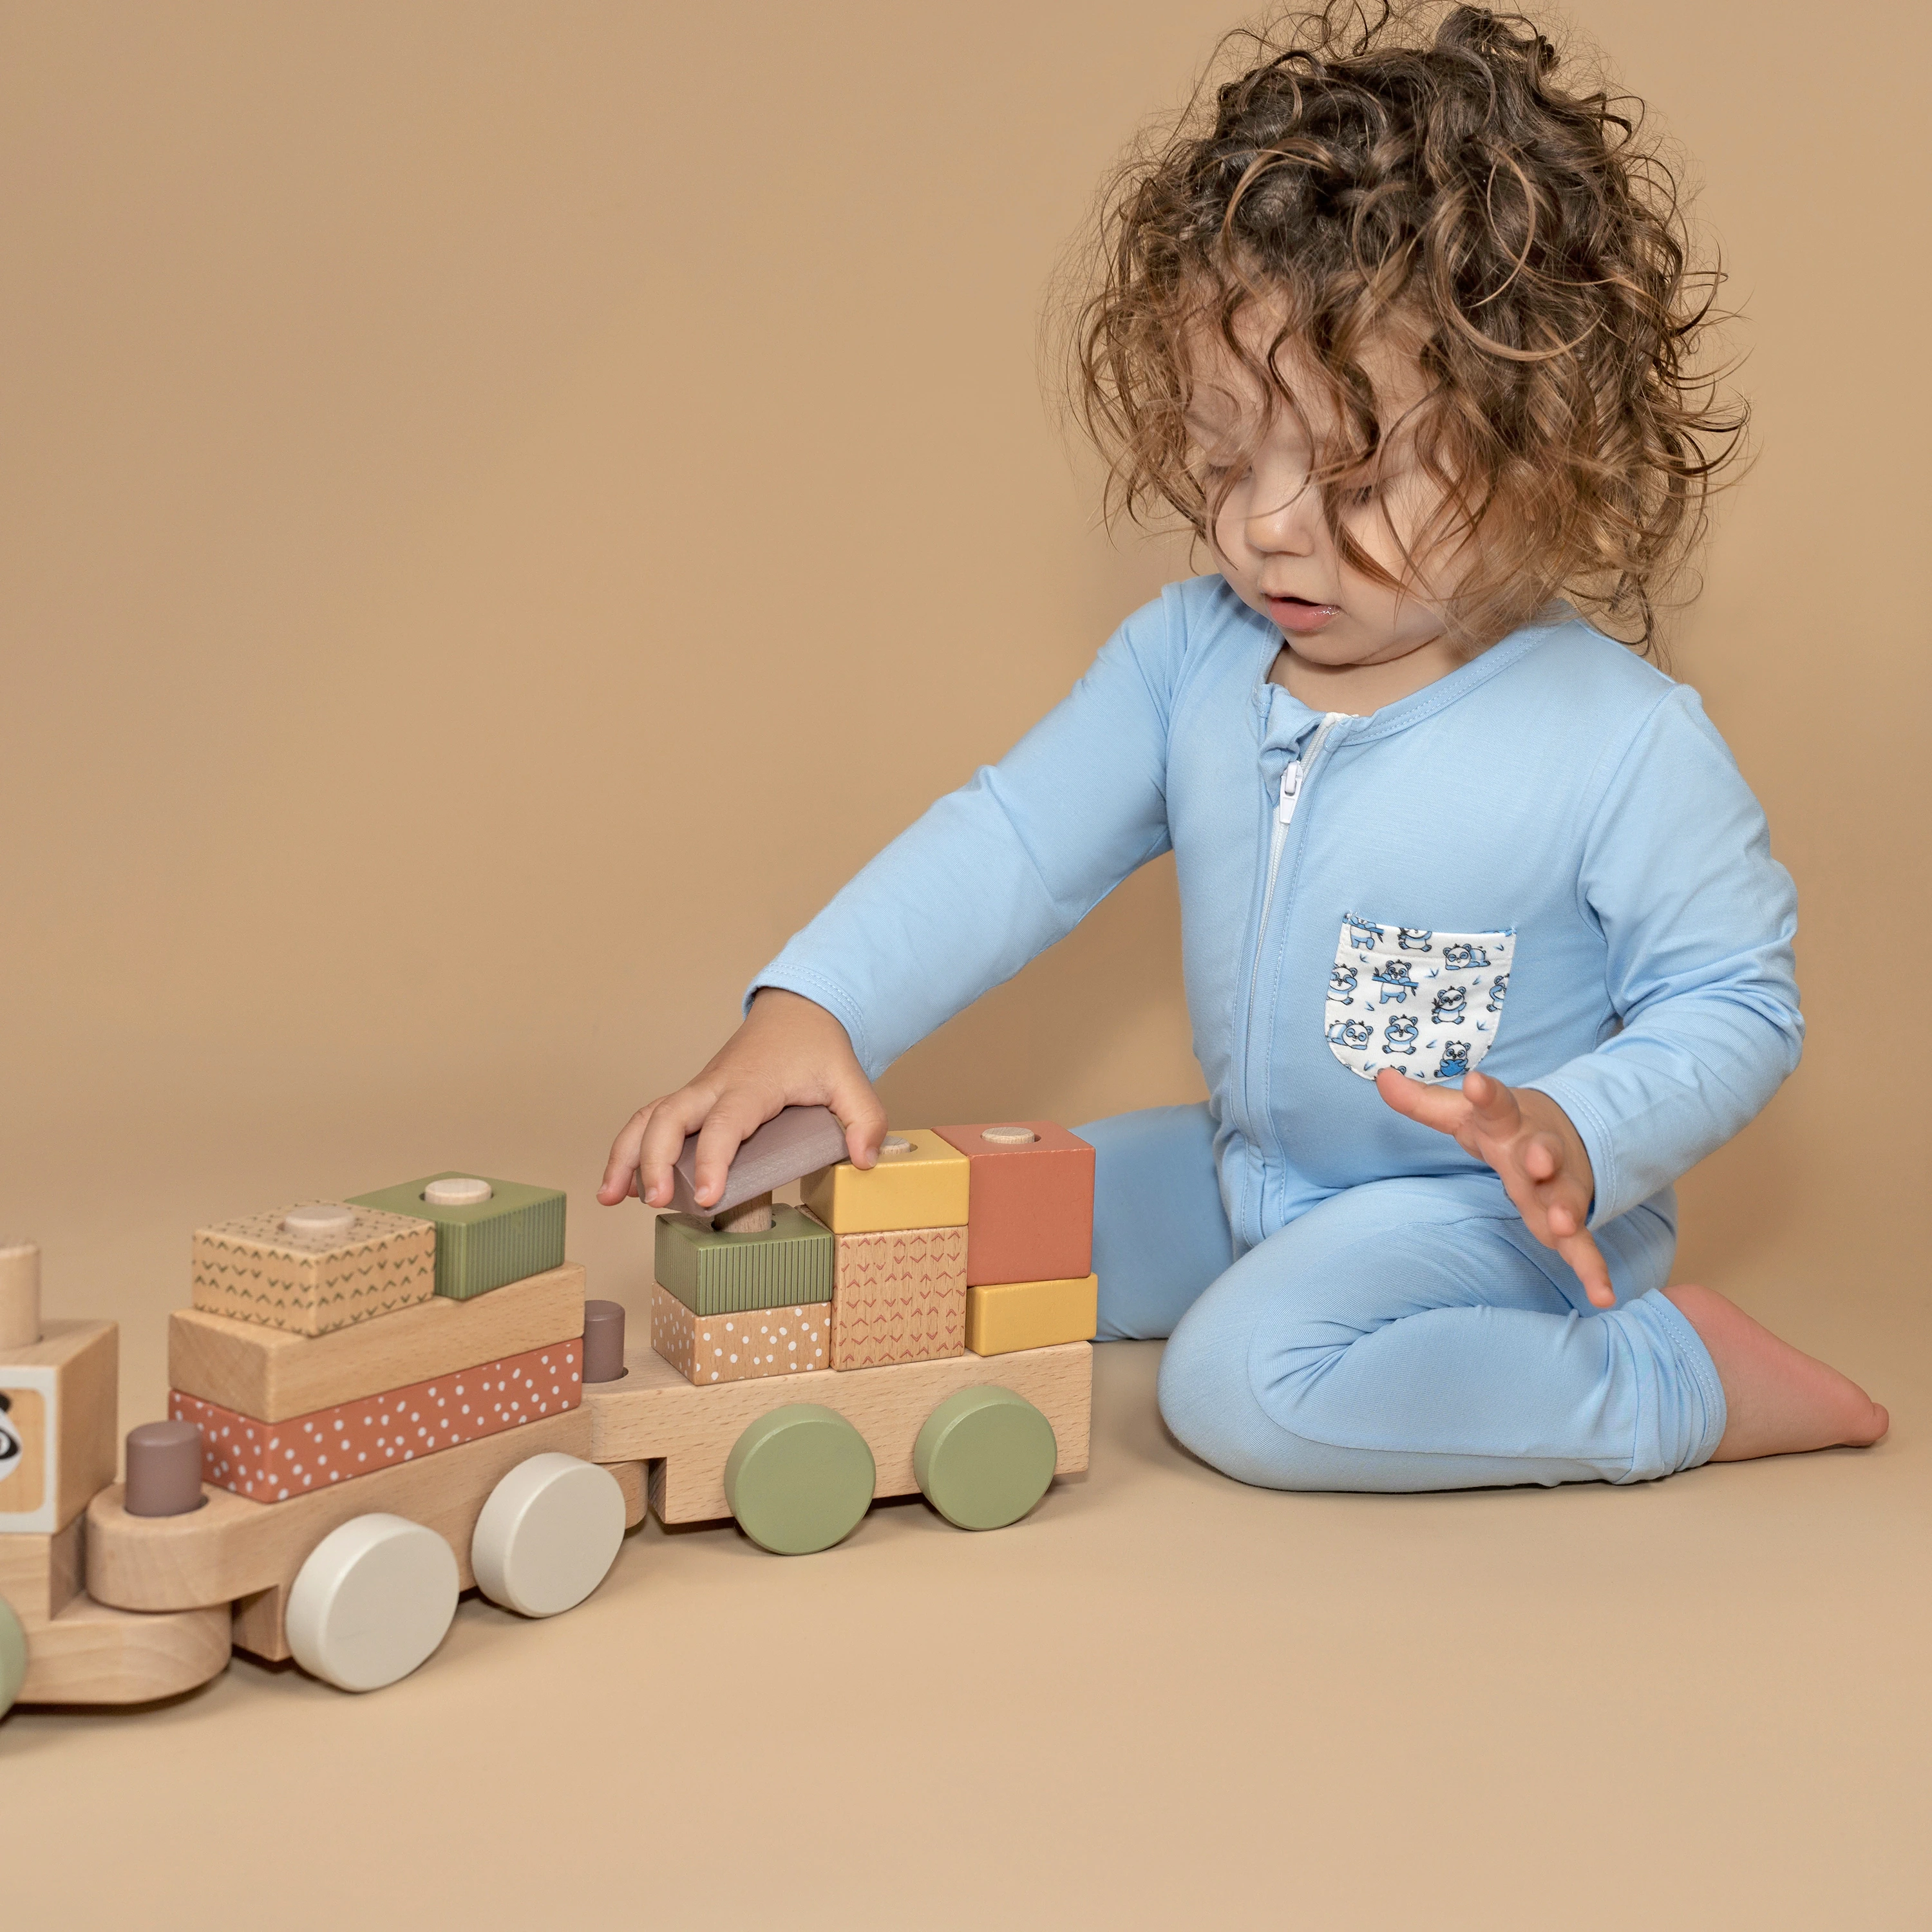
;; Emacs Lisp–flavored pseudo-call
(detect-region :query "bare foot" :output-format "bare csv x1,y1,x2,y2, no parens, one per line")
1665,1283,1889,1461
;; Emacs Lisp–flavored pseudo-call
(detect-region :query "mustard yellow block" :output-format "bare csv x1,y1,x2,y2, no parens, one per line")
963,1274,1099,1356
800,1129,969,1235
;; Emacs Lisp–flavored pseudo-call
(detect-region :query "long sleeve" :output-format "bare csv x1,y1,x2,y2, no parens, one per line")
1525,684,1804,1226
750,591,1185,1079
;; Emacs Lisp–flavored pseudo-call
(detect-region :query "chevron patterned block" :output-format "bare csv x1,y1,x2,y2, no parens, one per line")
829,1224,967,1370
191,1206,437,1337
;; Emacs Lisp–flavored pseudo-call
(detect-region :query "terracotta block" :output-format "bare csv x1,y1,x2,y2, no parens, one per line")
653,1204,832,1315
964,1274,1099,1356
831,1225,967,1370
800,1128,969,1235
0,1319,118,1533
346,1174,566,1301
170,1340,582,1503
649,1283,829,1387
192,1204,435,1336
933,1122,1095,1285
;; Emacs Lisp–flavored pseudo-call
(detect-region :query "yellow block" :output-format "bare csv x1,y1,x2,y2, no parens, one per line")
964,1274,1099,1357
800,1128,970,1235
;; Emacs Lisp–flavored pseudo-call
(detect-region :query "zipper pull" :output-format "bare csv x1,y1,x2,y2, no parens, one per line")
1278,759,1304,826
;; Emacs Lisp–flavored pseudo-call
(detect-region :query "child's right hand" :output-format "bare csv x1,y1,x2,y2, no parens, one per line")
597,988,888,1215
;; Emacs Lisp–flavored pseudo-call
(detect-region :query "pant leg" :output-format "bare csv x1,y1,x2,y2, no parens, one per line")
1075,1103,1233,1341
1157,1174,1726,1492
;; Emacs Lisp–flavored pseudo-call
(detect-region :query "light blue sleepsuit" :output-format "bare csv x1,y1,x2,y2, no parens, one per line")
753,576,1802,1490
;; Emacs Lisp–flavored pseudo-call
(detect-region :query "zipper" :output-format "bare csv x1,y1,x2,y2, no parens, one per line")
1238,710,1346,1240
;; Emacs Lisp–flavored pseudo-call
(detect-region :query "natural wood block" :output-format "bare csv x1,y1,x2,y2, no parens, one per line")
192,1204,436,1336
231,1583,292,1662
171,1339,583,1502
592,1339,1090,1525
0,1318,118,1533
169,1262,586,1421
652,1205,832,1315
830,1225,967,1370
649,1284,829,1386
800,1128,970,1235
15,1596,231,1705
933,1122,1095,1285
86,1405,592,1615
605,1458,647,1529
346,1173,566,1301
668,1104,849,1218
965,1274,1099,1356
0,1240,39,1350
0,1515,84,1624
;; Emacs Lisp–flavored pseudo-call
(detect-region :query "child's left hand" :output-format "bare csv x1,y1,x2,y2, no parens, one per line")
1374,1067,1613,1307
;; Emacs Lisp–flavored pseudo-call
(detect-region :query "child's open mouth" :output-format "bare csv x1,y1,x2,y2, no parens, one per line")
1267,594,1341,636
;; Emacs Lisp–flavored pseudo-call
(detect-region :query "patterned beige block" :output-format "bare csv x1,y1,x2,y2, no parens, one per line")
191,1205,437,1336
650,1283,829,1387
829,1224,967,1370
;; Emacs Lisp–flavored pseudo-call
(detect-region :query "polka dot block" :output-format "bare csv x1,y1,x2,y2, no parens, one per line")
649,1283,828,1387
169,1340,583,1502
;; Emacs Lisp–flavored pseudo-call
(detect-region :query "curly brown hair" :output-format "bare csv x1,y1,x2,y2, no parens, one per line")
1051,1,1747,654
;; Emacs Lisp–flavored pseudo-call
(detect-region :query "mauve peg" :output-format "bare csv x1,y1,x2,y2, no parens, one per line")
582,1300,627,1383
124,1421,206,1517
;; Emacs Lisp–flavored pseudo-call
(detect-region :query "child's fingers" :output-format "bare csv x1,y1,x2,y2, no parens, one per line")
687,1092,782,1208
827,1075,889,1171
598,1103,659,1206
1460,1068,1524,1139
636,1088,717,1208
1546,1200,1615,1307
1373,1067,1470,1134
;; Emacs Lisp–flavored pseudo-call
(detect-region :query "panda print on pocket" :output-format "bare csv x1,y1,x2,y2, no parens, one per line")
1325,914,1515,1083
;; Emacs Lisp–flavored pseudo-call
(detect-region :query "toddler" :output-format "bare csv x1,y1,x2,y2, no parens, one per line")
600,3,1886,1490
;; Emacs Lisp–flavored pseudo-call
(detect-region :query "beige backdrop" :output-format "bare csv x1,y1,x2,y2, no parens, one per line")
2,3,1927,1926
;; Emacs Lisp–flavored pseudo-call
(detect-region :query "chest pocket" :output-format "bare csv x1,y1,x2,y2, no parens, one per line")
1324,914,1515,1084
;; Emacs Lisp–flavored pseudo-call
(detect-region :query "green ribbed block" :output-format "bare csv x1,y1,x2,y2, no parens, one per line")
346,1173,566,1302
654,1206,833,1316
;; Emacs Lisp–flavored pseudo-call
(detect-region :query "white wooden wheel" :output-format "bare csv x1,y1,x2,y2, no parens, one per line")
471,1452,625,1618
285,1513,459,1692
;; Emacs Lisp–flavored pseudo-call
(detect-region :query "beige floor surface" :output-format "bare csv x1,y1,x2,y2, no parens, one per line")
5,1268,1925,1931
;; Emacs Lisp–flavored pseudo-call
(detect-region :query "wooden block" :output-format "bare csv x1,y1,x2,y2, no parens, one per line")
86,1405,592,1615
603,1458,647,1529
15,1595,231,1705
0,1240,39,1350
653,1205,831,1315
591,1339,1091,1525
965,1274,1099,1356
799,1128,969,1235
346,1173,566,1302
649,1284,829,1386
171,1339,583,1502
933,1122,1095,1285
169,1262,587,1422
667,1104,849,1219
830,1224,967,1370
193,1204,437,1336
231,1584,292,1662
0,1515,84,1624
1,1318,118,1533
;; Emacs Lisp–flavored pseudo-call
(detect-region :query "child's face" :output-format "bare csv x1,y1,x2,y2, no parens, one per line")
1184,314,1475,673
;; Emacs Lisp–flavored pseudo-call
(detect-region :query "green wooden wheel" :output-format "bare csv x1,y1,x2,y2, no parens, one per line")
0,1595,27,1716
723,1403,876,1555
914,1386,1057,1531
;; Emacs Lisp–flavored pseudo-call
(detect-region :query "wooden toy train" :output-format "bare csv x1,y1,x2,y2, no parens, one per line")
0,1110,1096,1707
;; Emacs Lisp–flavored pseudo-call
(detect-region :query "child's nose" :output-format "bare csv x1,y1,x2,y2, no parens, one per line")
1242,469,1320,553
